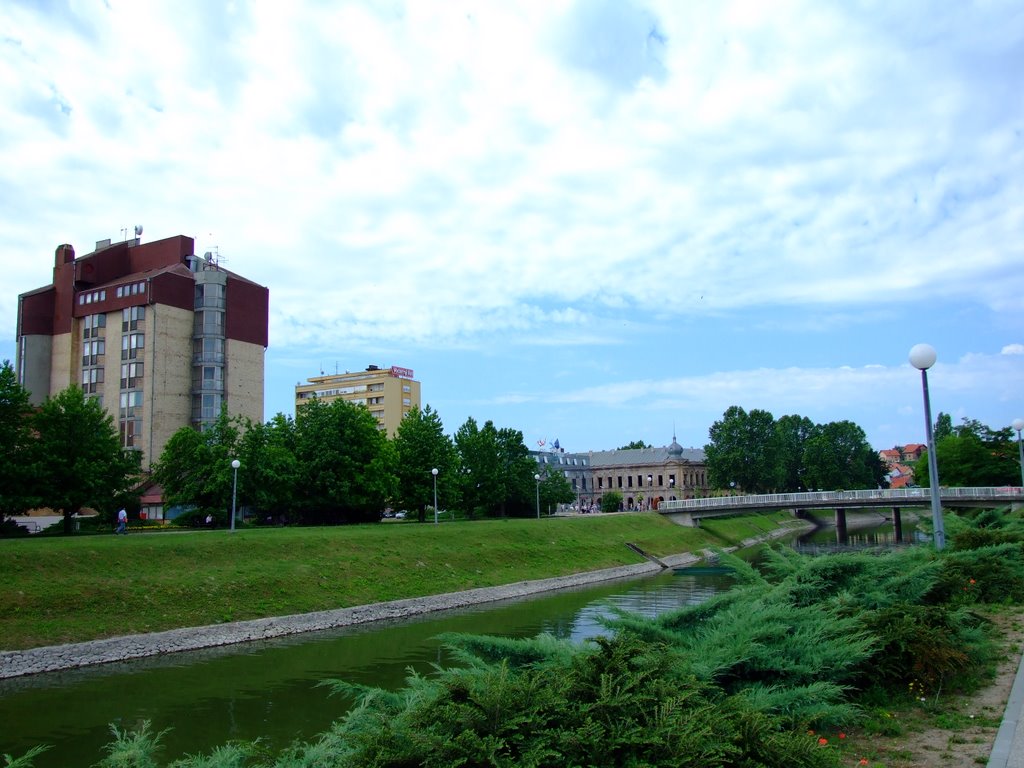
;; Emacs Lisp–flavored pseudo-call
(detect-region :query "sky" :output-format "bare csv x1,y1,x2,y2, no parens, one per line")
2,0,1023,455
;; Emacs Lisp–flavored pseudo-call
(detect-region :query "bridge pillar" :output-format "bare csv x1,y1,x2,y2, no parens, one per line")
892,507,903,543
835,509,848,544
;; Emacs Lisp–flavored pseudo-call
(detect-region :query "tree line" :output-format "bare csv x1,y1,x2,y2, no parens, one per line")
704,405,888,493
5,355,1020,532
154,398,573,526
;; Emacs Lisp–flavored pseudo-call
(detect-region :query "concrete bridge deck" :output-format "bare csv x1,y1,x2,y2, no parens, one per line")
659,486,1022,525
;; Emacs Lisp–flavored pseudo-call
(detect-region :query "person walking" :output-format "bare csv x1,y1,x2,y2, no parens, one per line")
115,507,128,535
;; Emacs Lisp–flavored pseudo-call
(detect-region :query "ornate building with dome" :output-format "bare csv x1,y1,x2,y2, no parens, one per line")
530,435,709,512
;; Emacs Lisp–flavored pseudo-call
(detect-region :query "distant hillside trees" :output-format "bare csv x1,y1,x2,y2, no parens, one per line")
704,406,884,493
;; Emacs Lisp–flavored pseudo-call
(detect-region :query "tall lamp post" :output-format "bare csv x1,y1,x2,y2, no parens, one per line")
909,343,945,550
534,473,541,518
431,468,439,525
230,459,240,532
1013,419,1024,488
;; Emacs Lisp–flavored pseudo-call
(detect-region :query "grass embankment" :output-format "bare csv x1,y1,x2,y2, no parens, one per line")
0,512,798,651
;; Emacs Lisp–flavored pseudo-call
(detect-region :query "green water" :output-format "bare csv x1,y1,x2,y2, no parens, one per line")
0,569,736,767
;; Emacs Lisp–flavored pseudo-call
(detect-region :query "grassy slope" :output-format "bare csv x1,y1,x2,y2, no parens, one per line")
0,512,796,651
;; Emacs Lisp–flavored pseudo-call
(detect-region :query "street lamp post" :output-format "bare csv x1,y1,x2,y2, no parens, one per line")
230,459,240,532
1013,419,1024,488
534,473,541,519
909,343,945,550
431,468,439,525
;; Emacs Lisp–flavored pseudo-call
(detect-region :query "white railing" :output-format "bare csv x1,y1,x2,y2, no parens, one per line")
659,487,1024,513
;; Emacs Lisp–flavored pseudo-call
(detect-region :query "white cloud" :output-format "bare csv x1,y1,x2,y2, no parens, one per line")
2,0,1022,451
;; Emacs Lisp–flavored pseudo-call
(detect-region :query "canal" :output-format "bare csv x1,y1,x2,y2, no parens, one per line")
0,518,915,766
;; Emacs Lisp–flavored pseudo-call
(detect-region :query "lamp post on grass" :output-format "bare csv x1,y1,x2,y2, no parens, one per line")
1013,419,1024,488
230,459,240,532
534,473,541,519
909,343,944,550
431,468,439,525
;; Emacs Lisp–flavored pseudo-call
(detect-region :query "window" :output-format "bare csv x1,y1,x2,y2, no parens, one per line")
83,313,106,339
120,390,143,416
598,477,604,489
658,475,663,486
194,337,225,363
79,295,86,305
80,367,103,393
122,305,145,331
402,397,411,406
403,385,411,393
195,309,223,335
617,476,623,489
193,393,222,421
627,475,633,488
82,338,105,366
121,333,144,360
119,418,142,448
120,362,143,389
194,282,225,309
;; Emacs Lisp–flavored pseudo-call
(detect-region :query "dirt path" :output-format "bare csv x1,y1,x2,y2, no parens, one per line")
838,609,1024,767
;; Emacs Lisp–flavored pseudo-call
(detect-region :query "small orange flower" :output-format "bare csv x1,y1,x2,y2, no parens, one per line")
818,737,828,746
859,760,869,766
969,578,976,584
838,732,846,739
807,730,815,736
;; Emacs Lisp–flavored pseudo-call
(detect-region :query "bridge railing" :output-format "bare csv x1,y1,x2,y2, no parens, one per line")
659,486,1023,513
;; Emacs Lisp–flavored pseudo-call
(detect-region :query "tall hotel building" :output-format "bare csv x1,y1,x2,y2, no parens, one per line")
295,365,420,438
16,234,269,493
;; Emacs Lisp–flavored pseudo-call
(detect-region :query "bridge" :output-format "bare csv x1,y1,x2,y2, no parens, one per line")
658,486,1023,528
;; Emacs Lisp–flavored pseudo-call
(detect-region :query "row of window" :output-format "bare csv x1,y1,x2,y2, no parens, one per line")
594,472,707,490
78,289,107,305
115,282,146,298
194,337,225,363
194,283,225,309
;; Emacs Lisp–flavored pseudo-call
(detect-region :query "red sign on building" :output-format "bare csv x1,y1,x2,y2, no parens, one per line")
390,366,414,379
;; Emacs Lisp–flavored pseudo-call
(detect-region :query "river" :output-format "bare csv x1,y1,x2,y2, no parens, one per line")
0,518,914,766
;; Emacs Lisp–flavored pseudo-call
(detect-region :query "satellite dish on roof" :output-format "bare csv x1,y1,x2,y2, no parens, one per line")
134,224,143,237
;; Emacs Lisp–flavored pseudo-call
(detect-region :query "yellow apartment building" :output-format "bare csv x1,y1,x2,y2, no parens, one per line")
295,365,420,437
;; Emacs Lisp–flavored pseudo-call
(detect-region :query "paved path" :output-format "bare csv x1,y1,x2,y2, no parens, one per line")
989,644,1024,768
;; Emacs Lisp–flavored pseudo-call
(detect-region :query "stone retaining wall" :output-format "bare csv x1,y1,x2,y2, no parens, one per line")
1,554,705,680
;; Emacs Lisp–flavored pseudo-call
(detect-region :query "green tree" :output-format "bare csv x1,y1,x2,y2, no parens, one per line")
775,414,815,491
454,418,536,518
33,386,141,533
152,410,244,524
293,398,395,524
600,490,623,513
704,406,780,493
0,360,37,522
802,420,884,491
393,405,456,522
617,440,651,450
915,418,1019,487
238,414,300,523
537,464,576,514
934,411,954,442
